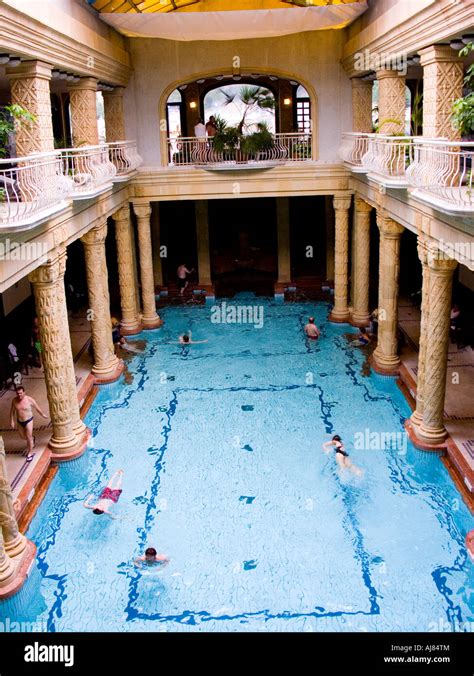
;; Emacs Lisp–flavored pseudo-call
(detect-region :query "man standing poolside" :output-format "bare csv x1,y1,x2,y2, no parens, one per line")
177,263,194,296
10,385,48,460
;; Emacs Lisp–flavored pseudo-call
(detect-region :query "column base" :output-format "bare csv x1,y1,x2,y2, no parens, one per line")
5,532,27,559
0,539,36,601
93,358,124,384
141,316,163,330
350,313,371,328
370,353,400,376
120,321,142,336
328,309,351,323
417,423,449,448
50,428,91,463
404,419,448,452
409,409,423,429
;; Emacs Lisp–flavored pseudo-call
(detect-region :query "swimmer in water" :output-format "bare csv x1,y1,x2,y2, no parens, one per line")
83,470,124,518
322,435,363,476
177,331,208,345
134,547,170,569
304,317,320,340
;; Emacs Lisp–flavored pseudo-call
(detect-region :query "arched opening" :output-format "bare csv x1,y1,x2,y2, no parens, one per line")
162,72,316,164
295,84,311,134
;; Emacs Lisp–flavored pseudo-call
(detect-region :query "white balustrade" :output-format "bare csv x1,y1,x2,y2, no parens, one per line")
60,144,116,198
0,151,70,229
167,133,312,166
361,135,413,186
406,139,474,213
108,140,142,178
339,132,372,170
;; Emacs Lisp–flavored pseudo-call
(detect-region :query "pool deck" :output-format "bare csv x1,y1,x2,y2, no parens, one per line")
1,298,473,534
0,309,97,529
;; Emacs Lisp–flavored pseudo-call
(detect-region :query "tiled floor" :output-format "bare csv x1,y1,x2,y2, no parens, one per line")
1,309,93,501
398,297,474,480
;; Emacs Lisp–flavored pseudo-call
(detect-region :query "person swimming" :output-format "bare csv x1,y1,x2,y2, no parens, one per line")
83,470,124,518
134,547,170,569
177,331,208,345
322,435,363,476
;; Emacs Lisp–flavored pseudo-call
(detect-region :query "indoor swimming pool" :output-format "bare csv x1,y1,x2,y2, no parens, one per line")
1,297,473,632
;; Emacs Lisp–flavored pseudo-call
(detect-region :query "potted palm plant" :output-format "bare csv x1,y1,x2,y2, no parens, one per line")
212,85,276,162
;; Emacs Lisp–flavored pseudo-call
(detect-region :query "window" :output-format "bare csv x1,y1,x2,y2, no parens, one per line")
296,85,311,134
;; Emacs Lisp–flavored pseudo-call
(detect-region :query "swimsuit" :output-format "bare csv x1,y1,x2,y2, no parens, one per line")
335,446,349,458
18,416,33,428
99,487,122,503
177,278,186,288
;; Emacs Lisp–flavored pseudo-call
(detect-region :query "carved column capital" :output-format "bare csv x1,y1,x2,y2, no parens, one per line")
354,196,373,213
333,195,352,212
81,220,108,247
133,203,152,220
113,205,131,224
427,251,458,275
376,212,404,238
28,247,65,286
417,235,431,266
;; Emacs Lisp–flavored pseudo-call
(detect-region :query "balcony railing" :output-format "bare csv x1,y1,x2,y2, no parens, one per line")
0,141,141,229
0,151,70,229
340,132,474,213
406,139,474,213
60,145,117,199
167,133,313,167
361,135,414,187
109,141,142,179
339,132,371,171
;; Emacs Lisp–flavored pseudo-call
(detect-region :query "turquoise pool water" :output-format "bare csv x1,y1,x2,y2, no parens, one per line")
2,296,473,632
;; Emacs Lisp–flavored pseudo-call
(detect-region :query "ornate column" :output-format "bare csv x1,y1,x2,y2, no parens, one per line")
112,206,141,335
351,197,372,326
81,221,123,380
0,527,15,591
133,204,162,329
56,250,87,441
195,200,213,291
351,78,373,132
419,45,464,140
417,253,457,445
29,250,79,454
6,60,54,154
410,237,431,428
372,212,404,374
329,195,352,322
375,69,406,134
276,197,291,285
0,437,26,558
68,77,99,146
103,87,126,142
